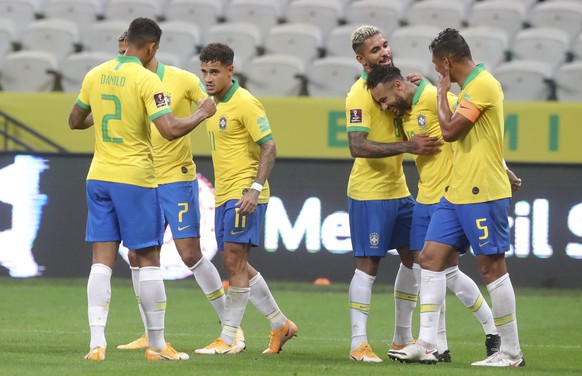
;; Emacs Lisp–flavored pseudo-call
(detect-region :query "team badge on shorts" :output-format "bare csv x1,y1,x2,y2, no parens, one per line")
349,109,362,124
369,232,380,248
417,113,426,128
219,116,227,130
154,92,166,108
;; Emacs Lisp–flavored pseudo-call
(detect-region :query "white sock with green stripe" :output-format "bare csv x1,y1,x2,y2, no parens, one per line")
446,266,497,335
349,269,375,352
417,269,446,350
139,266,166,351
220,286,250,346
249,273,287,330
487,273,522,356
392,263,418,346
87,263,112,349
190,257,225,325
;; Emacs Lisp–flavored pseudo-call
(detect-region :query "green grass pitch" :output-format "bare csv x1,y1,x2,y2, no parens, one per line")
1,277,581,375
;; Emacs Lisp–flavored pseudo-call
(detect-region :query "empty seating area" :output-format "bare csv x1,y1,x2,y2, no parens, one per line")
1,0,582,100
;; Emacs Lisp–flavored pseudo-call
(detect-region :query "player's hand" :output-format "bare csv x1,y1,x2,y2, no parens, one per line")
405,72,425,85
408,133,443,155
437,62,451,95
197,97,216,119
235,188,259,216
506,168,522,192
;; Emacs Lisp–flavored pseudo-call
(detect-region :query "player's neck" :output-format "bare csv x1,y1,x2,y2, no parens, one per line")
454,61,477,88
146,58,158,74
214,80,234,102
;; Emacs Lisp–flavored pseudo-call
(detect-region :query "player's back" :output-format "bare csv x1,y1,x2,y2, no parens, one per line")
77,55,171,187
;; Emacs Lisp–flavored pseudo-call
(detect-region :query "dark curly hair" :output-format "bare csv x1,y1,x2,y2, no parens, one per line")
199,43,234,66
366,65,403,90
127,17,161,48
429,28,472,62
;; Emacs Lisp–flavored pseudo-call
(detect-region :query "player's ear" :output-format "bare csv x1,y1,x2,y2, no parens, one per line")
227,64,234,75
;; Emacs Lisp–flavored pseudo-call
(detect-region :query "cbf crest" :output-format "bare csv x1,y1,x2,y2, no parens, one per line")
417,112,426,128
369,232,380,248
219,115,227,131
163,91,171,106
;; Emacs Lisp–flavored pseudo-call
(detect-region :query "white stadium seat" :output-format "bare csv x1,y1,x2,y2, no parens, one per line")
462,26,509,70
45,0,102,34
0,50,59,92
206,22,261,71
468,1,528,40
21,19,79,62
529,1,582,40
158,21,200,67
104,0,160,23
286,0,343,40
244,54,305,97
344,0,407,37
155,51,182,69
0,0,41,42
225,0,282,40
494,60,554,101
264,23,322,65
83,20,128,54
164,0,223,43
325,24,359,58
60,51,111,93
511,27,570,72
571,33,582,61
306,56,361,97
407,0,467,30
0,18,15,68
393,57,436,84
554,61,582,101
390,25,441,62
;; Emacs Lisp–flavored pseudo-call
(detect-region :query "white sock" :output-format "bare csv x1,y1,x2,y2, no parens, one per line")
190,257,226,324
446,266,497,335
487,273,522,356
249,273,287,330
130,266,148,334
392,263,418,346
437,301,448,353
139,266,166,351
349,269,375,352
87,263,112,350
220,286,250,346
412,262,422,286
417,269,446,350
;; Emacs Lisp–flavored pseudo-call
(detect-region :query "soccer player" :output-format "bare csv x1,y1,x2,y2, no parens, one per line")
193,43,298,355
390,28,525,367
345,25,442,363
113,30,230,352
68,17,216,361
366,65,507,362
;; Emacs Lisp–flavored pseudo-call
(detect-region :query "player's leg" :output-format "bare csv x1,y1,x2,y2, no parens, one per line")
161,181,226,324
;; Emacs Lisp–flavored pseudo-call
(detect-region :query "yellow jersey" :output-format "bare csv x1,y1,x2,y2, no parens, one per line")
150,62,207,184
76,55,171,187
206,80,272,207
346,72,410,201
445,64,511,204
401,80,455,204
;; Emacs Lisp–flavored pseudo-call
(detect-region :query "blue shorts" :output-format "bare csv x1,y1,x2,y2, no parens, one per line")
85,180,164,250
158,180,201,239
215,199,267,251
410,202,437,252
426,197,511,255
348,196,415,257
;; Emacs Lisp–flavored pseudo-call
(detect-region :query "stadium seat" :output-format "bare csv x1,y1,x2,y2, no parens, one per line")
393,57,436,84
468,1,528,40
60,51,111,93
390,25,441,62
264,23,322,66
406,0,468,30
155,51,182,69
571,33,582,61
326,24,361,58
461,26,509,70
158,21,200,67
344,0,407,37
306,56,360,97
286,0,343,40
529,1,582,40
493,60,554,101
554,61,582,101
206,22,261,71
0,18,15,68
511,27,570,72
83,20,128,53
244,54,305,97
164,0,223,44
0,0,41,42
21,19,80,63
225,0,282,41
104,0,160,23
0,50,59,92
45,0,102,35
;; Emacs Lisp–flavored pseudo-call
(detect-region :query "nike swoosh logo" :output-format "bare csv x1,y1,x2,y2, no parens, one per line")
425,350,436,355
230,230,244,235
178,225,191,231
460,105,469,109
479,241,490,247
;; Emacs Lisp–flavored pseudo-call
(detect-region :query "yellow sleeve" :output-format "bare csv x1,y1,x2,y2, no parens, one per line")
141,73,172,121
76,68,95,110
243,97,272,145
345,88,372,133
184,70,208,104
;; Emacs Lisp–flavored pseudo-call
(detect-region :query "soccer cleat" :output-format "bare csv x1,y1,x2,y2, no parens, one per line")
84,346,105,361
194,338,242,355
389,342,438,364
471,351,525,367
349,342,383,363
145,343,189,360
437,349,451,363
485,334,501,356
233,327,246,353
387,340,414,360
117,334,148,350
262,320,298,354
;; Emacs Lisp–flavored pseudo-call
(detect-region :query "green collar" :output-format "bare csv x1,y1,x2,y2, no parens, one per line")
361,71,368,80
216,79,240,103
154,61,166,81
412,80,429,106
462,63,486,90
115,55,142,66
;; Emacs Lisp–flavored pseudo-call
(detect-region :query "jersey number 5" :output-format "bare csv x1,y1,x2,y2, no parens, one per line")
101,94,123,143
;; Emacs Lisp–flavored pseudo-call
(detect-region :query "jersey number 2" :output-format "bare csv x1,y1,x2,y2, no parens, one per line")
101,94,123,143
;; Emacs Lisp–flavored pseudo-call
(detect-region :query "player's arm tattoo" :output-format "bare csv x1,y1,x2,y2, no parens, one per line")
255,139,276,185
348,131,439,158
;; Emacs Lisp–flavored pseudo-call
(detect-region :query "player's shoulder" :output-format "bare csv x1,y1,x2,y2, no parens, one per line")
346,77,373,107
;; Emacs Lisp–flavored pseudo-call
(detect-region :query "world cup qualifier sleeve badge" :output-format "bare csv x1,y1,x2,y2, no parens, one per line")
369,232,380,249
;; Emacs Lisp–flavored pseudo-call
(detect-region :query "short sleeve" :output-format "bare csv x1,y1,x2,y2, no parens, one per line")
141,72,172,121
183,70,207,104
345,83,372,133
242,97,272,145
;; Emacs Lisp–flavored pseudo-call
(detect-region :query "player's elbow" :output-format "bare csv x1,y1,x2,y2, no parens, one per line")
441,130,458,142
